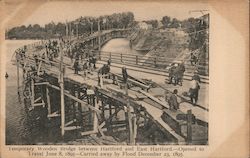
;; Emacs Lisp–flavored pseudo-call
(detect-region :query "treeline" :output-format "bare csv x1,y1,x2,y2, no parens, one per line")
161,14,209,51
6,12,135,40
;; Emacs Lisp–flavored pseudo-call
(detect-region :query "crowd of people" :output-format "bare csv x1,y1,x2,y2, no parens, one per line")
168,62,186,86
15,39,202,113
166,59,202,111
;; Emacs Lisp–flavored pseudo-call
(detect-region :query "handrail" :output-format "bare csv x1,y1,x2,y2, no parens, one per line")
13,28,208,76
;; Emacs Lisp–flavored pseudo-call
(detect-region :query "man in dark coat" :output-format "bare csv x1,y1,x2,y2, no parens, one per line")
168,89,179,110
168,64,176,84
73,58,80,74
122,66,128,83
190,53,197,65
175,62,185,86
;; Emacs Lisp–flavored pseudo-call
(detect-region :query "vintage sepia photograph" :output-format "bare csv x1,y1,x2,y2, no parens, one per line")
4,1,209,146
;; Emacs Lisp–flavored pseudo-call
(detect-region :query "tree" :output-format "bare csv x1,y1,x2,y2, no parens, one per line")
169,18,180,28
161,16,171,28
144,20,158,28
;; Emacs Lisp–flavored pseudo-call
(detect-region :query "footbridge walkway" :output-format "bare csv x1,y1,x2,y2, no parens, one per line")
13,28,208,145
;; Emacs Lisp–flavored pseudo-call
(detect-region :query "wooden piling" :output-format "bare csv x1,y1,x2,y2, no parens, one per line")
31,79,34,107
187,110,193,144
93,96,99,132
98,20,101,57
46,86,51,114
59,46,65,137
16,59,20,93
124,82,134,144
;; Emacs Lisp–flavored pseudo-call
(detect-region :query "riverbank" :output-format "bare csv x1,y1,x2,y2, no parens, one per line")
130,29,189,68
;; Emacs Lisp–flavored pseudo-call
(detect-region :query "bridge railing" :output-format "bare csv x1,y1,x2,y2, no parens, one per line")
94,51,209,75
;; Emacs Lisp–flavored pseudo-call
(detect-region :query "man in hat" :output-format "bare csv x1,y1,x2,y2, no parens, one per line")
168,89,179,110
122,66,128,83
168,63,176,84
192,70,201,83
189,71,200,104
190,53,197,66
73,58,80,74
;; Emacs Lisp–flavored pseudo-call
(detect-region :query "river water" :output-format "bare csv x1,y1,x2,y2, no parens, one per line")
5,40,41,144
5,38,144,145
101,38,145,55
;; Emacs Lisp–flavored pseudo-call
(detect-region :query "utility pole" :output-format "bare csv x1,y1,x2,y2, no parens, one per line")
59,42,65,137
90,22,93,34
124,81,135,145
90,22,94,46
76,22,79,39
16,52,20,94
66,21,68,38
98,20,101,59
69,22,72,42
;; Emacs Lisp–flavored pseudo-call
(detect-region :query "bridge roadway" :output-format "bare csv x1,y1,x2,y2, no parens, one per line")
60,56,209,123
16,29,208,144
55,55,208,143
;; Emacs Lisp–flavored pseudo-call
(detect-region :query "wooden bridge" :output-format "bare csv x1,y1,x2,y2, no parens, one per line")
13,29,208,145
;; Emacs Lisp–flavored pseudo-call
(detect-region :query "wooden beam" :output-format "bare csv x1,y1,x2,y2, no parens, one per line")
48,111,60,118
47,83,101,114
37,61,43,76
99,106,123,129
34,97,41,103
97,125,105,137
46,86,51,114
16,60,20,93
132,115,137,144
139,90,169,109
65,119,77,127
31,79,34,107
110,73,150,90
81,130,98,136
33,102,45,107
187,110,193,144
93,97,99,132
34,82,49,86
64,126,81,131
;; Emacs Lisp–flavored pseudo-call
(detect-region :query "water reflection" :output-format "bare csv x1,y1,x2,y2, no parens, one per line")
101,38,147,55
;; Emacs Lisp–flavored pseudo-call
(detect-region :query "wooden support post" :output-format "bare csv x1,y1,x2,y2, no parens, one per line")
125,82,134,144
16,59,20,93
121,53,123,62
101,100,105,122
46,86,51,114
77,90,82,120
93,96,99,132
187,110,193,144
73,89,78,121
31,79,34,107
100,74,103,88
47,83,101,113
154,57,157,67
98,20,101,59
136,55,138,65
59,46,65,137
109,103,112,131
132,114,137,144
89,93,95,125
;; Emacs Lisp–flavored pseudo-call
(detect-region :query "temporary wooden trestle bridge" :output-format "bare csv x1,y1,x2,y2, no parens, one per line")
14,29,208,145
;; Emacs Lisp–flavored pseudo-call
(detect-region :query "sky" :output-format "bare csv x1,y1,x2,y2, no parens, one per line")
12,1,209,27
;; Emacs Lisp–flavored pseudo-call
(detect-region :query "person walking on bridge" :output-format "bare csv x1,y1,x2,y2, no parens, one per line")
190,53,197,66
122,66,128,84
168,63,176,85
73,58,80,74
189,72,200,105
167,89,179,111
